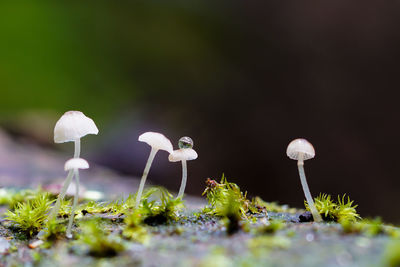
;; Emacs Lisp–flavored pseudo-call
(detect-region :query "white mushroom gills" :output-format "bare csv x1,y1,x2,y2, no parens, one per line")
49,111,98,221
64,158,89,238
136,132,173,209
169,137,198,199
286,138,322,223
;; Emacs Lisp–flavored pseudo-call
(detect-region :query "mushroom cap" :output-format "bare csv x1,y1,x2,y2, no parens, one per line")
64,158,89,171
168,148,198,162
54,111,99,143
138,132,173,153
286,138,315,160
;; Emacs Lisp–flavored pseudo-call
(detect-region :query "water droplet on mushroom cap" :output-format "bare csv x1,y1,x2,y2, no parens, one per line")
178,136,194,149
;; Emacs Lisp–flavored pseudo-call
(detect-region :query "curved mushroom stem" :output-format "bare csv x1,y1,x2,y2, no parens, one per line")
297,153,322,223
135,147,158,209
48,139,81,221
177,160,187,199
66,169,79,238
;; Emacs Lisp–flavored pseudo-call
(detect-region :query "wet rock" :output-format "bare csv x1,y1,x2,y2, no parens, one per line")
0,237,10,253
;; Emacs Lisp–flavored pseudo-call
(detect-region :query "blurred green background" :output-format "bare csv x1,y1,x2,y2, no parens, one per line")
1,1,400,222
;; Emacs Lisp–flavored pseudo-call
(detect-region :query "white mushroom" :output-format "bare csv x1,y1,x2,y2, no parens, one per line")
64,158,89,238
49,111,98,221
286,138,322,223
135,132,173,208
168,137,198,199
64,158,90,171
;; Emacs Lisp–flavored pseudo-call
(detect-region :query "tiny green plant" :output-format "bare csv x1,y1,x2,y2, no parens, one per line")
78,218,125,257
142,187,184,225
122,210,150,244
306,193,360,222
202,175,250,218
258,219,286,234
251,197,299,214
201,175,268,234
5,193,54,237
382,238,400,267
0,188,46,209
340,217,398,237
42,218,67,243
202,175,267,220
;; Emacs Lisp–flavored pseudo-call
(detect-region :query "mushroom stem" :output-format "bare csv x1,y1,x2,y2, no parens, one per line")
66,169,79,238
177,160,187,199
135,147,158,209
48,170,74,221
74,138,81,158
297,153,322,222
48,139,81,221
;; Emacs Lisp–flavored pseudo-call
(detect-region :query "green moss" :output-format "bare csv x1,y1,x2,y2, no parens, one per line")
78,218,125,257
122,210,150,244
258,219,286,234
251,197,299,214
202,175,250,217
42,218,66,241
306,194,360,222
0,187,47,209
340,217,398,237
5,193,54,237
141,187,184,225
382,239,400,267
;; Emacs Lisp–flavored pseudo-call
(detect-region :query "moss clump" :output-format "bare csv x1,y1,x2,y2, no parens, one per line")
202,175,268,220
42,218,67,241
306,193,360,222
340,217,400,237
202,176,250,217
122,210,150,244
258,219,286,234
382,239,400,267
5,193,54,237
78,219,125,257
251,197,299,214
141,187,183,225
0,188,47,209
202,175,270,234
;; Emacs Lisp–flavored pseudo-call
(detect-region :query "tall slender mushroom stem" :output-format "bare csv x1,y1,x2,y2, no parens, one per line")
48,139,81,221
297,152,322,223
66,169,80,238
177,160,187,199
135,147,158,209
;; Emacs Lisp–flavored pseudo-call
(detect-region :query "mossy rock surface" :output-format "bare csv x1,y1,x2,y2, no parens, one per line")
0,207,398,267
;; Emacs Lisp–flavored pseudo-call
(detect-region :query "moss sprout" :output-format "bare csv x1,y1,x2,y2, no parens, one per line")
382,239,400,267
258,219,286,234
41,218,67,243
202,176,253,218
251,197,299,214
5,193,54,237
122,210,150,244
78,219,125,257
306,193,361,222
340,217,397,237
0,188,46,209
141,187,184,225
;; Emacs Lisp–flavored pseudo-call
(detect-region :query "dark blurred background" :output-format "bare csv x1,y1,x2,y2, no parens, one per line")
1,1,400,222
